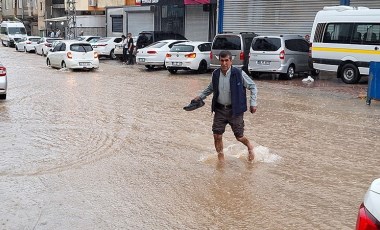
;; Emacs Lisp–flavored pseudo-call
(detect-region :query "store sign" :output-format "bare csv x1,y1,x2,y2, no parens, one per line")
141,0,183,5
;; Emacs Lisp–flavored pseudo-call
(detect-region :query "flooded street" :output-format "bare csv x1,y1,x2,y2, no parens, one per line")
0,45,379,229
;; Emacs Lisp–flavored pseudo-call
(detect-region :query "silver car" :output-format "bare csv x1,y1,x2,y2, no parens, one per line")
0,61,7,100
248,35,313,80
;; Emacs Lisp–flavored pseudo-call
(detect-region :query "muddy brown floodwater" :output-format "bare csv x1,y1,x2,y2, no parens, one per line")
0,46,379,229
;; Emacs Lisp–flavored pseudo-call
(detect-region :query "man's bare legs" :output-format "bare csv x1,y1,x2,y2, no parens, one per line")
213,134,224,162
236,136,255,162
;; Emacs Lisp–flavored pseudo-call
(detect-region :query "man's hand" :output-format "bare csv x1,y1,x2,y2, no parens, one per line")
249,106,257,114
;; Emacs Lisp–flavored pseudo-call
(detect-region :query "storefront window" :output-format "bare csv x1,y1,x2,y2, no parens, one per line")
161,5,184,35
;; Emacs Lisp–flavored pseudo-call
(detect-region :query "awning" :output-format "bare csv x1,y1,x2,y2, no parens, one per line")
140,0,215,6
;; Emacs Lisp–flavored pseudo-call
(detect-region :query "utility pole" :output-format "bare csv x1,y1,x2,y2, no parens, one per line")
66,0,76,39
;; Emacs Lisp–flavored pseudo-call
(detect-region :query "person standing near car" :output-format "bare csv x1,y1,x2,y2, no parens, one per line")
192,50,258,162
121,35,128,64
126,33,134,65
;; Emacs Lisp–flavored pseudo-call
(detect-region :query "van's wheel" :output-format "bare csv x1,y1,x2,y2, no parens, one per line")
46,58,51,67
61,61,66,69
168,69,178,74
340,63,361,84
197,60,208,74
281,65,295,80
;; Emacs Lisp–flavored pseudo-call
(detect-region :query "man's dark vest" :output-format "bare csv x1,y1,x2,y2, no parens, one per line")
211,67,247,116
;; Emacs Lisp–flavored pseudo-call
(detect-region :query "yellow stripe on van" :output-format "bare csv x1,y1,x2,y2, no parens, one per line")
312,47,380,55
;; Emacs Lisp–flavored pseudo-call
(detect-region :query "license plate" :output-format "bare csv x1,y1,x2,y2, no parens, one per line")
172,62,182,66
79,62,90,67
257,60,270,65
139,58,145,62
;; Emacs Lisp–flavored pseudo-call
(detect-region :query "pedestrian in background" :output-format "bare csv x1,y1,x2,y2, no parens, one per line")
192,50,258,162
121,35,128,64
127,33,134,65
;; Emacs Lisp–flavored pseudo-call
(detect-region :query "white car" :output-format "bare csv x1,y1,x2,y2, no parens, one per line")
92,37,123,59
356,178,380,229
35,37,63,56
15,36,41,52
165,41,212,74
0,61,7,100
46,40,99,70
136,39,188,70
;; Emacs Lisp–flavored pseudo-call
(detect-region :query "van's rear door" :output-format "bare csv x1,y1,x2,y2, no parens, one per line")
249,37,282,71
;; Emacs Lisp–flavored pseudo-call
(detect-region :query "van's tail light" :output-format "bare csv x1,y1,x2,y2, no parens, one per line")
210,51,213,60
279,50,285,60
94,52,98,59
0,66,6,77
67,52,72,59
147,50,157,54
240,51,244,60
185,53,196,58
356,203,380,230
166,53,171,58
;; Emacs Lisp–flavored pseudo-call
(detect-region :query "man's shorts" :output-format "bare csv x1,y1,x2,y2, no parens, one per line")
212,106,244,138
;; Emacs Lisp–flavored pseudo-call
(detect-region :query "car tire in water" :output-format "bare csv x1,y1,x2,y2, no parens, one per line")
0,94,6,100
281,65,295,80
197,60,208,74
61,61,66,69
168,69,178,74
340,63,361,84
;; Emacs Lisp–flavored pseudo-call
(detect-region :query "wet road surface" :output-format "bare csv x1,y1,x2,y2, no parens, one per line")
0,46,379,229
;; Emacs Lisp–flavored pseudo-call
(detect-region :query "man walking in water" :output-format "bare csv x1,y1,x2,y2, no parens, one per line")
193,50,257,162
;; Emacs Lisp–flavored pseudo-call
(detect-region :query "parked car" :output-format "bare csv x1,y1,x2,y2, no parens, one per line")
210,32,258,72
248,35,316,79
355,178,380,229
15,36,41,52
0,61,7,100
76,36,101,43
46,40,99,70
35,37,63,56
92,37,123,59
136,39,188,70
136,31,187,50
165,41,212,74
114,36,137,61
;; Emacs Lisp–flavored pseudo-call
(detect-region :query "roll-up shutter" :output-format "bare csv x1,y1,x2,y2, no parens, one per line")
223,0,340,36
127,12,154,36
185,5,209,41
350,1,380,8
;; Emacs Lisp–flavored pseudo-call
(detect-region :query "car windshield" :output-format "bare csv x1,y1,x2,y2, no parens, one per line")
97,38,111,43
70,44,93,52
29,38,40,42
46,38,61,43
252,38,281,51
8,27,26,34
170,45,194,52
212,36,241,50
147,41,167,48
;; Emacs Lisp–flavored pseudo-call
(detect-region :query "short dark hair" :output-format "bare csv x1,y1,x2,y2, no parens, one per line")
219,50,232,60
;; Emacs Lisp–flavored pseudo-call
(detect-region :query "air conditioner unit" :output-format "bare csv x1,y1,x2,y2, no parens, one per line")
88,0,97,7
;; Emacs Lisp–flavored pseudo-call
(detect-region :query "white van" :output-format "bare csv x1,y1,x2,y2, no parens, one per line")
310,6,380,84
0,21,27,48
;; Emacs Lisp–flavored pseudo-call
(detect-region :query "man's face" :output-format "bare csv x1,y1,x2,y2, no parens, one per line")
219,56,232,72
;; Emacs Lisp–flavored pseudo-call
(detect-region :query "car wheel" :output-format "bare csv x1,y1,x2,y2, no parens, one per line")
311,69,320,76
340,63,361,84
110,49,116,60
250,71,260,79
168,69,178,74
61,61,66,69
281,65,295,80
197,60,208,74
1,40,5,46
15,46,18,51
46,58,51,67
145,65,154,70
0,94,6,100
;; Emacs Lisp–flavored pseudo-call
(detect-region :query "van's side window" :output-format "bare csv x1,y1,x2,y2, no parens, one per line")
285,39,309,52
324,23,352,44
314,23,326,42
357,24,380,45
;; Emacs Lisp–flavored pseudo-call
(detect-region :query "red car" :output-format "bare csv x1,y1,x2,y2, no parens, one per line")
356,178,380,230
